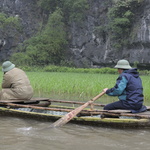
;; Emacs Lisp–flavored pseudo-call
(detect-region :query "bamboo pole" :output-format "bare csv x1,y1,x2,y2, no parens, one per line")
49,99,105,107
0,102,105,115
0,102,150,119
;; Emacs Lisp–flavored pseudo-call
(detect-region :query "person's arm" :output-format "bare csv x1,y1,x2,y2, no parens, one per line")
2,73,12,88
105,76,128,96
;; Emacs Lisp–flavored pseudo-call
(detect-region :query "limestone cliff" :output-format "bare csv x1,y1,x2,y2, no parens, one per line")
0,0,150,68
0,0,41,61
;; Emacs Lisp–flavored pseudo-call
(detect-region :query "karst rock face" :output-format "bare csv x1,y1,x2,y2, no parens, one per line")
1,0,150,68
0,0,41,61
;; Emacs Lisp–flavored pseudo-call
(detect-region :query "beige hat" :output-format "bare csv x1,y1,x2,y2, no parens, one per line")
114,59,132,69
2,61,15,72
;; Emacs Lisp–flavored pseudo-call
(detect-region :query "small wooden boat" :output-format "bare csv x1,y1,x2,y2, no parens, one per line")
0,98,150,128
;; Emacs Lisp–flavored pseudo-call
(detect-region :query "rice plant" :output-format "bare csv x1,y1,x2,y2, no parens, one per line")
26,72,150,105
0,71,149,105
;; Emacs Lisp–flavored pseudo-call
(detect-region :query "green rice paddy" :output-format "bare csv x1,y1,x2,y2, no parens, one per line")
0,71,149,105
24,72,150,106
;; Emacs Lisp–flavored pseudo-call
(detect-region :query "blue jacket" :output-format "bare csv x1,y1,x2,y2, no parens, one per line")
106,69,145,112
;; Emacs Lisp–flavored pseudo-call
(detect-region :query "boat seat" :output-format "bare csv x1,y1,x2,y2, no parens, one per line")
0,98,50,103
101,109,132,119
0,98,51,107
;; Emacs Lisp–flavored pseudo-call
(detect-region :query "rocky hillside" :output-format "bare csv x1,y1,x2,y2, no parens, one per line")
0,0,150,68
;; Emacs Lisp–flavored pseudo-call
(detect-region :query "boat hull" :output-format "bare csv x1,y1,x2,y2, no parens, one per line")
0,107,150,128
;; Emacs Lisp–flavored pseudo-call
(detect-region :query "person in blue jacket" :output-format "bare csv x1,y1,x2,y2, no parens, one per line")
103,59,147,113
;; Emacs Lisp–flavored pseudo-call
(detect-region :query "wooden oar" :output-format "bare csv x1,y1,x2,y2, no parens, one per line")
51,91,105,127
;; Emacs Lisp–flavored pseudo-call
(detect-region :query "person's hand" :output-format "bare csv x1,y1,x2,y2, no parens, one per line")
103,88,108,93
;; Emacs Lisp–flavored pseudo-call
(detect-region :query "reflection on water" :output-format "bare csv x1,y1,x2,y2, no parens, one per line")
0,116,150,150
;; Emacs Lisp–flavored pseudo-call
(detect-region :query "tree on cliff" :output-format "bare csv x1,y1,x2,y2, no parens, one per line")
11,8,68,66
10,0,89,67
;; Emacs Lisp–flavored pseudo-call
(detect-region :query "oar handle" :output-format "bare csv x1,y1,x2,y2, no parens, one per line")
91,91,105,102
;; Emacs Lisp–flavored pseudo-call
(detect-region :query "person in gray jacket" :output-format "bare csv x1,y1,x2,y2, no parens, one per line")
0,61,33,100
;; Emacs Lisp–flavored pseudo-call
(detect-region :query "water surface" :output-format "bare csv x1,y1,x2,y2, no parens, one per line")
0,116,150,150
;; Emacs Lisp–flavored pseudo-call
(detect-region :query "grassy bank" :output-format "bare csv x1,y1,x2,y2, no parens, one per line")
24,72,150,106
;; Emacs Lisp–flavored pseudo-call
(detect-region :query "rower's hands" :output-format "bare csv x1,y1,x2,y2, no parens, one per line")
103,88,108,93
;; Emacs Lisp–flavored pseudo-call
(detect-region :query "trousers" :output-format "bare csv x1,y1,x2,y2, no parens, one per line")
104,100,147,113
104,100,127,110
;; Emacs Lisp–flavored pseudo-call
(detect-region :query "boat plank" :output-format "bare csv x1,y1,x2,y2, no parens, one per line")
108,110,131,113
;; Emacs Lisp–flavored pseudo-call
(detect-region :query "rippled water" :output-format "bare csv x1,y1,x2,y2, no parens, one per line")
0,116,150,150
